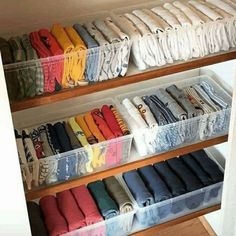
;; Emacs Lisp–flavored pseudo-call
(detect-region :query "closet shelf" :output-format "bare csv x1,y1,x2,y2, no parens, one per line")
11,50,236,113
130,204,221,236
25,135,228,201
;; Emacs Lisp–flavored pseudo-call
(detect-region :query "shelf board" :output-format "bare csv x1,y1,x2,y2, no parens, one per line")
131,204,221,236
25,135,228,200
11,50,236,112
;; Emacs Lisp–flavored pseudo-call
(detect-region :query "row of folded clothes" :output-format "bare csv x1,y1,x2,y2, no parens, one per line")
27,149,223,236
2,0,236,101
16,104,131,190
17,75,231,190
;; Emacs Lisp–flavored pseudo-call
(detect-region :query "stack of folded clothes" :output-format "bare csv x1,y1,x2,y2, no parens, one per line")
27,177,134,236
123,149,224,227
16,104,130,190
1,21,130,100
111,0,236,70
120,79,231,156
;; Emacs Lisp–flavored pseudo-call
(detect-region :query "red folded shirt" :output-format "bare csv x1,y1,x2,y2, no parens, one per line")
91,109,115,140
101,105,123,137
57,190,86,231
39,195,68,236
38,29,64,86
71,185,103,225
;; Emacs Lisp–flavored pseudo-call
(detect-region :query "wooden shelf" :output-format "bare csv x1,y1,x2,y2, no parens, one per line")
11,50,236,112
131,204,221,236
25,135,228,200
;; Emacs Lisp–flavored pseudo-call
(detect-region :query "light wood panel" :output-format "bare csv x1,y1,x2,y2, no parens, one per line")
11,51,236,112
25,135,228,200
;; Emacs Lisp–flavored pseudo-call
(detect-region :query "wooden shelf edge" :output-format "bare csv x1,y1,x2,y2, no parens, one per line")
131,204,221,236
25,135,228,200
12,51,236,112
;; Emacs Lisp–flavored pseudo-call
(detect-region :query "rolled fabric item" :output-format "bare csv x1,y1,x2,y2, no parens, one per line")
30,31,56,93
53,122,76,181
46,124,62,154
22,130,39,187
73,23,100,82
0,38,20,101
38,126,54,157
166,84,198,118
155,88,188,120
200,81,229,109
203,1,233,18
56,190,86,231
143,96,168,126
132,96,158,128
68,117,93,173
111,14,146,70
84,112,106,142
167,157,205,210
30,129,45,159
104,176,133,213
181,154,213,186
76,115,97,144
123,170,154,207
91,109,115,140
27,201,48,236
15,130,32,190
39,195,68,236
38,29,64,87
101,105,123,137
193,84,221,111
206,0,236,15
65,26,87,83
190,150,224,183
51,24,75,88
110,105,130,135
122,98,148,128
88,180,119,219
138,165,172,203
71,185,103,225
189,0,223,21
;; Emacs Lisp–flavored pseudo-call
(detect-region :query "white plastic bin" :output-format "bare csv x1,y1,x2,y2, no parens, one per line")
115,75,232,157
20,98,133,190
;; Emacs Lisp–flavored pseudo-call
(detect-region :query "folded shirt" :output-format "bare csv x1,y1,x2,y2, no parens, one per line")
30,128,45,159
56,190,86,231
71,185,103,225
40,195,68,236
123,170,154,207
104,176,133,214
88,180,119,219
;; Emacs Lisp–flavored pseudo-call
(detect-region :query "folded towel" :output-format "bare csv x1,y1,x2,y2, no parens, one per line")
40,195,68,236
88,180,119,219
71,185,103,225
57,190,86,231
123,170,154,207
206,0,236,15
104,176,133,213
27,201,48,236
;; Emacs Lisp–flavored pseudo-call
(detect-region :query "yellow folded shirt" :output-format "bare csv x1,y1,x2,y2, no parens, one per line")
65,27,87,82
51,24,75,88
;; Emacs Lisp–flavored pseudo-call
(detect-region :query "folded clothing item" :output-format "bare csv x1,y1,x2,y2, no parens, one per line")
27,201,48,236
56,190,86,231
39,195,68,236
71,185,103,225
88,180,119,219
123,170,154,207
104,176,133,214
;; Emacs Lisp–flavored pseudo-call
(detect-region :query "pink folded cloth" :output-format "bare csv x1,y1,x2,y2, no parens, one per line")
39,195,68,236
71,185,103,225
56,190,86,231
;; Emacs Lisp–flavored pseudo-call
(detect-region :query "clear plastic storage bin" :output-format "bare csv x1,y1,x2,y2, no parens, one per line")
20,98,133,190
115,75,232,157
118,150,223,231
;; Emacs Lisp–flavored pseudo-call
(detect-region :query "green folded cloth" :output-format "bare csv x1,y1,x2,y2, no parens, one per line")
88,180,119,219
0,37,20,101
104,177,133,214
